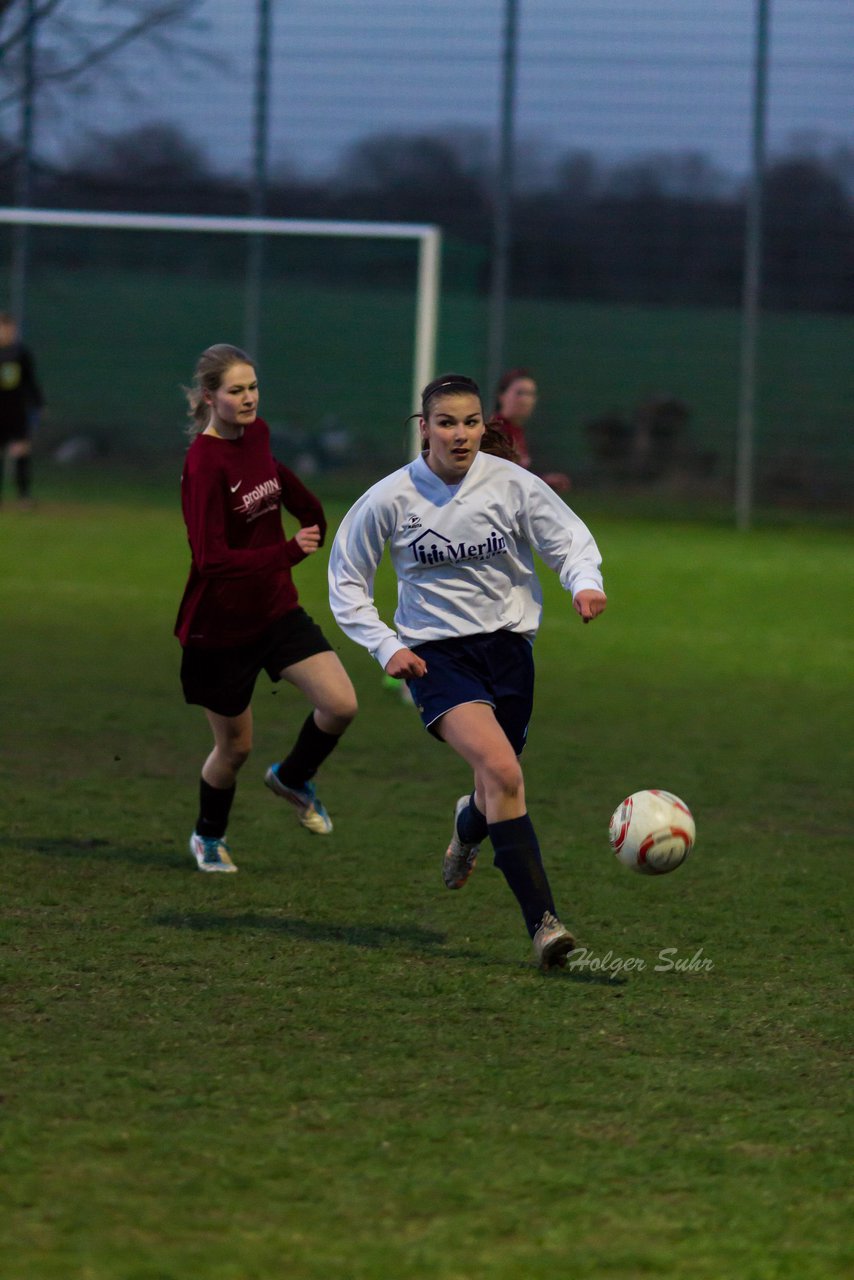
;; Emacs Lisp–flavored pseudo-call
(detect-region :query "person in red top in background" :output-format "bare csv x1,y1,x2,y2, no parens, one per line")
492,368,571,494
175,344,357,873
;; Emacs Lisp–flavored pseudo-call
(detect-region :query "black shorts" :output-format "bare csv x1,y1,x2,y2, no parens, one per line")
180,607,333,717
406,630,535,755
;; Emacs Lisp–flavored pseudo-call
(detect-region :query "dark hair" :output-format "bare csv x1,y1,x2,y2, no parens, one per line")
480,422,521,463
494,366,535,410
184,343,255,438
421,372,481,420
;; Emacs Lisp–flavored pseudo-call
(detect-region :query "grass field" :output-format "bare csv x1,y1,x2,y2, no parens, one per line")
1,472,852,1279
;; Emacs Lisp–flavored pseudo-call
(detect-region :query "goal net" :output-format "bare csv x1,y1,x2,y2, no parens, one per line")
0,208,441,470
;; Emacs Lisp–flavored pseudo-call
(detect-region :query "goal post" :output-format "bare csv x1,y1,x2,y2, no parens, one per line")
0,206,441,460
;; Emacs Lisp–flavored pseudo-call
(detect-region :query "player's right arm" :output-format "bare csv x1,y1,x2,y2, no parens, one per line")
328,487,409,672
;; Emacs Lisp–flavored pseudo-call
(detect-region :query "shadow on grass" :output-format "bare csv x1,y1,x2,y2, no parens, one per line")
152,909,450,954
152,910,629,981
6,838,634,981
2,835,186,869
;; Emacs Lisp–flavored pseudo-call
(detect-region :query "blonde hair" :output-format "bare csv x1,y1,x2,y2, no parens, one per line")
184,343,255,438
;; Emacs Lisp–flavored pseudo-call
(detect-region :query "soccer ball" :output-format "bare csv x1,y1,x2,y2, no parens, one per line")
609,789,695,875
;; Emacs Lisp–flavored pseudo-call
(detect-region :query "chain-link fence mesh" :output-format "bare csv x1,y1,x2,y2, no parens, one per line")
1,0,852,505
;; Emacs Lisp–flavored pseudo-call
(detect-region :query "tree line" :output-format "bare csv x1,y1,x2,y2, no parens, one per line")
1,123,853,312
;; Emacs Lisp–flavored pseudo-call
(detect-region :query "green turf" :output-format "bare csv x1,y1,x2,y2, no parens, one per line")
1,478,852,1279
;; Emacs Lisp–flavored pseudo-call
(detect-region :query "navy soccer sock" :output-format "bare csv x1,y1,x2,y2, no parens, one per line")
457,792,489,845
489,814,556,938
196,778,236,840
277,712,341,788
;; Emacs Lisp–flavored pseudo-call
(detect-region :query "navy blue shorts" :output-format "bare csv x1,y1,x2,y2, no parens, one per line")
180,607,333,717
407,630,535,755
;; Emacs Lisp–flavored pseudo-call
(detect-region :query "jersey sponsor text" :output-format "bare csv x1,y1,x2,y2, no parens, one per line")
235,476,282,521
409,527,508,566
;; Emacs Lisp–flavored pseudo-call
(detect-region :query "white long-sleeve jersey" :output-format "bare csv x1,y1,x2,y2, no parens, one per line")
328,451,604,671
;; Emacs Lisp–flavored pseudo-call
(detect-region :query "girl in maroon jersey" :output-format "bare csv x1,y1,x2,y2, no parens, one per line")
492,368,571,493
175,344,357,872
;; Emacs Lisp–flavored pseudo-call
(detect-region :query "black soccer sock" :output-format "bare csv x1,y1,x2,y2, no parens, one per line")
196,778,236,839
489,814,556,938
458,792,489,845
14,454,31,498
276,712,341,788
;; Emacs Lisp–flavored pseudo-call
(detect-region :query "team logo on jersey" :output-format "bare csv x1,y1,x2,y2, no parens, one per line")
408,527,508,566
234,476,281,521
400,513,423,532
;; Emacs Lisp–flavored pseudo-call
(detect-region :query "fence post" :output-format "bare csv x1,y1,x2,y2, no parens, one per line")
245,0,272,358
486,0,520,399
10,0,37,330
735,0,771,531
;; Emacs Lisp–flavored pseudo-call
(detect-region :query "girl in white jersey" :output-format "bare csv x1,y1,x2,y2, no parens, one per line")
329,374,607,969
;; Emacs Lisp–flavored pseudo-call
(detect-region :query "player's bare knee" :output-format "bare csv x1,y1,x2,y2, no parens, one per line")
224,738,252,771
481,757,524,804
317,693,358,734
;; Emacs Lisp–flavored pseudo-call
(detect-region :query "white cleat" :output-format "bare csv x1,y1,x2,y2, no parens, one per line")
443,795,480,889
532,911,575,970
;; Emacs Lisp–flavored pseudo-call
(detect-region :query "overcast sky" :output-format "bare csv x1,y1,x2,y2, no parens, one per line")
9,0,854,180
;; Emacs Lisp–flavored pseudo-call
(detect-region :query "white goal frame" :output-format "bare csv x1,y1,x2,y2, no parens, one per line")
0,206,441,457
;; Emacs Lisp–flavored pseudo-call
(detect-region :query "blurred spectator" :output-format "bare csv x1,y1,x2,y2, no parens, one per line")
492,368,571,492
0,312,44,508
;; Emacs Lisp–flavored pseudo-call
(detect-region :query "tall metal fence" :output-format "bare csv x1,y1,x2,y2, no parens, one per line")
1,0,852,512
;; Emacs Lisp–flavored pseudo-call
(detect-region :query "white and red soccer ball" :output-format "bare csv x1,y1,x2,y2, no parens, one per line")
609,789,695,875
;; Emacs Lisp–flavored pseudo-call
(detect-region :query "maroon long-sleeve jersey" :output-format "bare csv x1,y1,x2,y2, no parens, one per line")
174,417,326,648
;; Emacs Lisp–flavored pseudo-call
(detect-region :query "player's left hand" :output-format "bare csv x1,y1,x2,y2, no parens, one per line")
574,589,607,623
294,524,322,554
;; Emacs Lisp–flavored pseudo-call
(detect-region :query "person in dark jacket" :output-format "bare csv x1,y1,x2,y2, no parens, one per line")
0,312,44,507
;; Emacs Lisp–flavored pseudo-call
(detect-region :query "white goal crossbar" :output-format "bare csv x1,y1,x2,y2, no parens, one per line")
0,206,441,452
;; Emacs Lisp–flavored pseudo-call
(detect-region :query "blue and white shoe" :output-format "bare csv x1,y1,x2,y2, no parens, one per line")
264,765,333,834
189,831,238,873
